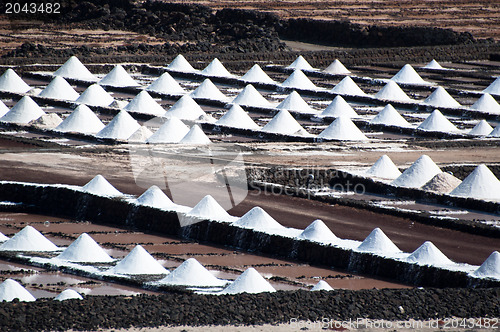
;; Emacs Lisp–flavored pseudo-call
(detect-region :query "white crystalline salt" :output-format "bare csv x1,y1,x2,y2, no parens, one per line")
53,56,97,81
189,79,227,101
0,96,45,124
317,116,367,141
235,206,284,230
423,87,461,108
311,280,334,291
128,126,153,143
30,113,63,128
147,117,190,143
406,241,453,266
164,95,208,121
179,125,211,144
375,81,412,102
136,186,177,210
261,109,310,136
0,101,9,117
331,76,366,96
489,125,500,137
0,225,58,252
286,55,315,71
0,68,31,93
146,72,185,95
470,93,500,114
449,164,500,201
76,84,115,107
56,105,105,134
54,289,83,301
365,155,402,180
123,91,165,116
201,58,235,78
483,77,500,96
276,91,315,114
417,109,459,132
423,59,445,70
96,110,141,140
391,155,442,188
231,84,271,107
421,172,461,194
167,54,197,73
215,104,260,130
469,120,493,136
158,258,226,287
38,76,80,101
298,219,337,243
220,268,276,294
108,245,168,275
390,64,426,85
321,96,358,118
99,65,139,87
281,70,317,90
81,174,123,197
324,59,351,75
370,104,411,127
184,195,233,222
0,279,36,302
56,233,113,263
240,64,276,84
473,251,500,279
357,228,401,254
0,232,8,242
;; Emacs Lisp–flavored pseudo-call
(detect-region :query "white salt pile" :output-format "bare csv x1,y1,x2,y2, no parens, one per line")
423,59,445,70
417,109,459,132
96,110,141,140
108,245,168,275
0,279,36,302
317,116,368,141
298,219,337,243
201,58,235,78
449,164,500,201
261,109,310,136
220,268,276,294
189,79,227,101
167,54,197,73
391,155,441,188
391,64,426,85
123,91,165,116
56,105,105,134
38,76,80,101
406,241,453,266
324,59,351,75
489,125,500,137
231,84,271,108
357,228,400,254
0,96,45,124
240,64,276,84
276,91,315,114
235,206,284,230
158,258,226,287
421,172,461,194
147,117,190,143
179,125,211,144
375,81,411,102
0,101,9,117
56,233,113,263
469,120,493,136
331,76,366,96
215,104,260,130
136,186,177,210
54,289,83,301
423,87,461,108
321,96,358,118
473,251,500,279
53,56,97,81
0,232,8,242
311,280,334,291
30,113,63,128
0,225,58,252
286,55,315,71
164,95,208,121
483,77,500,96
365,155,402,180
370,104,411,127
0,68,31,93
183,195,233,223
281,70,317,90
99,65,139,87
76,84,115,107
128,126,153,143
81,174,123,197
146,72,185,95
470,93,500,114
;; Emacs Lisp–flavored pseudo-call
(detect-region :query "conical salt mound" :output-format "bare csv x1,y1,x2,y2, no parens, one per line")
0,68,31,93
281,70,317,90
147,117,189,143
357,228,400,254
189,79,227,100
421,172,461,194
450,164,500,201
311,280,334,291
231,85,271,108
30,113,62,128
0,225,58,251
423,87,461,108
186,195,231,221
201,58,234,78
54,289,83,301
240,64,276,84
331,76,365,96
136,186,176,210
391,64,426,85
128,126,153,143
167,54,197,73
417,109,458,132
277,91,315,114
76,84,114,107
165,95,208,121
324,59,351,75
423,59,444,70
470,93,500,114
179,125,211,144
158,258,226,287
0,233,8,242
298,219,337,243
56,105,105,134
370,104,410,127
489,125,500,137
53,56,97,81
318,116,367,141
82,174,122,197
235,207,284,230
38,76,80,101
321,96,358,118
0,101,9,118
286,55,315,71
108,245,168,275
99,65,139,87
391,155,441,188
146,72,185,95
365,155,402,179
407,241,453,266
0,279,36,302
473,251,500,279
483,77,500,96
56,233,113,263
220,268,276,294
469,120,493,136
261,109,310,136
96,110,141,140
375,81,411,102
216,104,260,130
0,96,45,124
123,91,165,116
